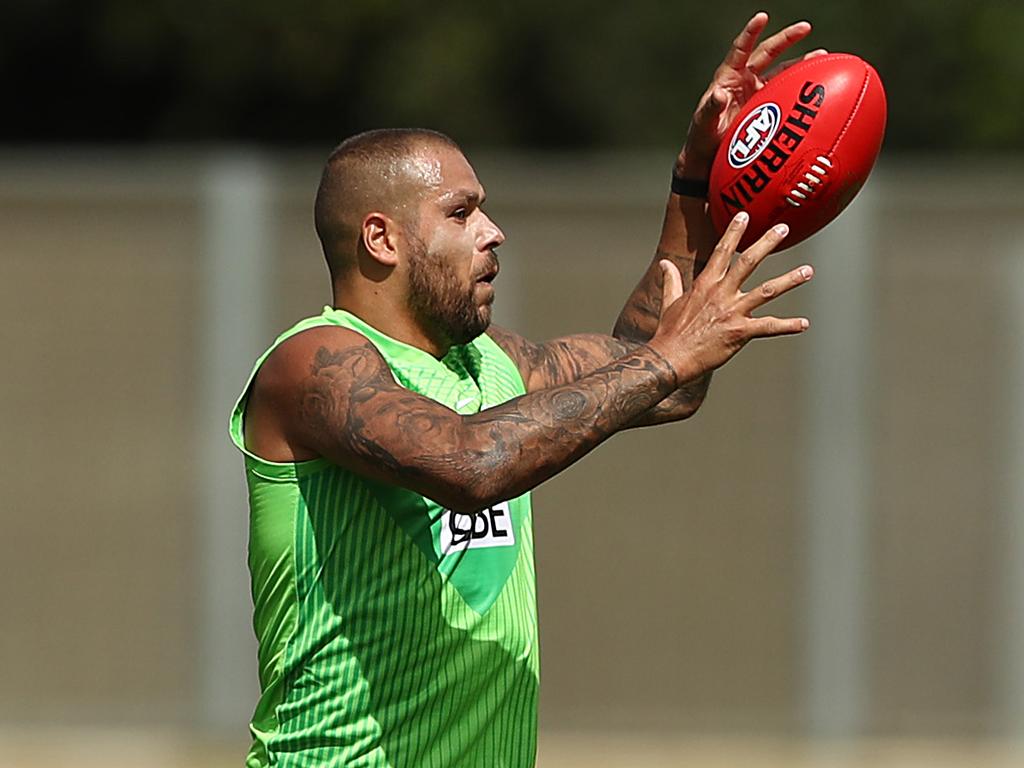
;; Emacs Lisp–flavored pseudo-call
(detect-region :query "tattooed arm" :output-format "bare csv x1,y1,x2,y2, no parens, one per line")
483,170,718,424
607,14,820,419
245,216,810,511
486,185,718,426
600,174,719,425
247,326,678,513
616,14,817,343
487,327,708,426
613,196,716,343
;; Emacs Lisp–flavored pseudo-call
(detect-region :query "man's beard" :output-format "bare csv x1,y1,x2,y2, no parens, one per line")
407,238,493,348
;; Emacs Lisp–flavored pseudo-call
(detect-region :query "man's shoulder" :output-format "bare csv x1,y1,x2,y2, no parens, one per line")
484,325,535,362
243,324,389,463
256,324,373,393
484,325,541,390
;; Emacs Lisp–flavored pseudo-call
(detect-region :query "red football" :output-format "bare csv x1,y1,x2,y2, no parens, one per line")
708,53,887,251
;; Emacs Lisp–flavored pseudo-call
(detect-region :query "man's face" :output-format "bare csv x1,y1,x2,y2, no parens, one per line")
404,145,505,347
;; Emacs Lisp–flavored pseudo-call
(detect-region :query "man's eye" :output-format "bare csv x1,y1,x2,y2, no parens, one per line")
451,208,468,220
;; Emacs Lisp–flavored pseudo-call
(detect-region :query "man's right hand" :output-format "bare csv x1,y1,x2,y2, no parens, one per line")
647,211,813,383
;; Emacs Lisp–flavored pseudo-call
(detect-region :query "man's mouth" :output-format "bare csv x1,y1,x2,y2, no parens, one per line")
477,254,500,283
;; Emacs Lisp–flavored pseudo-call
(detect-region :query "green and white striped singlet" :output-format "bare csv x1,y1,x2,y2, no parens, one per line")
229,307,539,768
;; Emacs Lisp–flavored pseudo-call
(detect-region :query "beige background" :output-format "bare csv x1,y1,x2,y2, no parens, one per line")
2,150,1021,762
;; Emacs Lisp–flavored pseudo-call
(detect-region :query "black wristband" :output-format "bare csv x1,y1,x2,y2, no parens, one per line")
670,173,709,198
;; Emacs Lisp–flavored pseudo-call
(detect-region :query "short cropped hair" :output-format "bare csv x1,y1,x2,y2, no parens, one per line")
314,128,461,278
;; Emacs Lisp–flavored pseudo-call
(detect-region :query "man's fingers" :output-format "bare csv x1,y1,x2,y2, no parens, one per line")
659,259,684,310
739,264,814,312
727,222,789,287
749,315,810,338
747,20,812,75
695,86,729,129
708,212,749,277
722,12,769,70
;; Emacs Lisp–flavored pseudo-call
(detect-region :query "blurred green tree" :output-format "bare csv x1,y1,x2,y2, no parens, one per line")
1,0,1018,151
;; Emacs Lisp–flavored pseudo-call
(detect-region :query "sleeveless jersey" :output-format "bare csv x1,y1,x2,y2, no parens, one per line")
229,307,539,768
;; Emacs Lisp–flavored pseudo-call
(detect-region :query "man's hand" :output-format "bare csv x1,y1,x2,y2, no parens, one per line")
486,15,820,432
679,12,826,177
615,13,822,349
646,211,812,382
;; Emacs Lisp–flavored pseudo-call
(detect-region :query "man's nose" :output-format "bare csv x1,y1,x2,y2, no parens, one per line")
478,212,505,249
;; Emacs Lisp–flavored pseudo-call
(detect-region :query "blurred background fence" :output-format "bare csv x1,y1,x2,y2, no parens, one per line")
3,150,1024,766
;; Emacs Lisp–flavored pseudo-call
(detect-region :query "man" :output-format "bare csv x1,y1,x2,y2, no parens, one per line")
229,13,820,767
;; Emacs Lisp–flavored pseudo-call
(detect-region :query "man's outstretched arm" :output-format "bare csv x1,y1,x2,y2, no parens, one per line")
247,217,810,511
286,332,678,512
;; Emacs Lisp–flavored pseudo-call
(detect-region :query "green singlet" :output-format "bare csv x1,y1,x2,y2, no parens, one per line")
229,307,539,768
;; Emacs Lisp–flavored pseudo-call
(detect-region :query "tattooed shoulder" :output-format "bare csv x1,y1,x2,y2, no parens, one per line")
486,326,548,389
300,341,394,430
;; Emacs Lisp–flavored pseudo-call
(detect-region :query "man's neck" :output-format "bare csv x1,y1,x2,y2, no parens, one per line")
332,288,451,358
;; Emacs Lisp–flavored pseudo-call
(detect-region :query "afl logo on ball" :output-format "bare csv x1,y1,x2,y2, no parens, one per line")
728,103,782,169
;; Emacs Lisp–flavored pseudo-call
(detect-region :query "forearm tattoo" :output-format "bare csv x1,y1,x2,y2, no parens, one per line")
488,327,709,427
299,342,678,506
608,244,713,422
627,373,712,428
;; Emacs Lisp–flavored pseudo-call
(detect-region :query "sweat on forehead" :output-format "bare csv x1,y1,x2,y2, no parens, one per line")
401,152,446,191
330,129,458,181
320,130,462,210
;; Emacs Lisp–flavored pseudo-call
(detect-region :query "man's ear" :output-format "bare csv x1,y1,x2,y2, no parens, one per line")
361,212,400,268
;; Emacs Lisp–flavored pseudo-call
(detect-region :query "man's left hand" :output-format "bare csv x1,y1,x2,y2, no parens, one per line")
677,12,827,178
